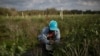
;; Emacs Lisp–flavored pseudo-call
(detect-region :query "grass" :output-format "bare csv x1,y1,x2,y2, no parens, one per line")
0,14,100,56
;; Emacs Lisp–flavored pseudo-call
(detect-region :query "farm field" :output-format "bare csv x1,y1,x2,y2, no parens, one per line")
0,14,100,56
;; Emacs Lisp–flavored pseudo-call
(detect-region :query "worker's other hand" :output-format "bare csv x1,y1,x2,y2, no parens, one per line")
49,40,54,44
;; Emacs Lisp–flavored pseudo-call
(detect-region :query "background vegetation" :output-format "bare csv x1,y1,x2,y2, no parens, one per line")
0,7,100,16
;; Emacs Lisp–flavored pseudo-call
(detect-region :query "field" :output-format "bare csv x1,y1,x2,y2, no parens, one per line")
0,14,100,56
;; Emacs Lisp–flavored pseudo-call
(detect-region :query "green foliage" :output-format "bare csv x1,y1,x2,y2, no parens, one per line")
0,15,100,56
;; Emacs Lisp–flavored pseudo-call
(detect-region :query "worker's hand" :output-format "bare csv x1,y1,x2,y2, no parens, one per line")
47,34,53,37
49,40,55,44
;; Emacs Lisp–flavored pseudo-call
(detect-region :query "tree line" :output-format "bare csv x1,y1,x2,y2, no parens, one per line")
0,7,100,16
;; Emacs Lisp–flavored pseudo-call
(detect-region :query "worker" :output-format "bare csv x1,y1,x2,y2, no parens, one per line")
38,20,61,56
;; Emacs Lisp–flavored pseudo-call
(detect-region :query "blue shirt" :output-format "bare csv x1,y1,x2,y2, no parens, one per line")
38,27,60,44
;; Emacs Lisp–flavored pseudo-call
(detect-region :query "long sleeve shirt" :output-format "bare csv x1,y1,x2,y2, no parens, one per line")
38,27,60,44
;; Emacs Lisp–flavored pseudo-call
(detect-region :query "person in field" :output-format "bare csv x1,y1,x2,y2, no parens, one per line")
38,20,61,56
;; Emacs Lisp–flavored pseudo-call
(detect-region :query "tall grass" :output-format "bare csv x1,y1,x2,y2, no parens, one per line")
0,15,100,56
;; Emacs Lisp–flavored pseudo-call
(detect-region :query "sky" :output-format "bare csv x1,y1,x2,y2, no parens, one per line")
0,0,100,11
